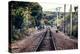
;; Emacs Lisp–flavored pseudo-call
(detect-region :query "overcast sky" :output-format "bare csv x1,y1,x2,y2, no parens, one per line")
38,2,77,12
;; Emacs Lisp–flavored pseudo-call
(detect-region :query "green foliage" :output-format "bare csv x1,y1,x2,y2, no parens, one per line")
10,1,43,42
55,12,78,38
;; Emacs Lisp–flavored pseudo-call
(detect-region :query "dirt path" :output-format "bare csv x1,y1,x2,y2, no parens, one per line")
10,29,46,53
51,28,78,50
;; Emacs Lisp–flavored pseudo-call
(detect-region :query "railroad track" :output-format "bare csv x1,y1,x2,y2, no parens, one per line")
10,28,78,53
11,29,56,52
33,28,56,51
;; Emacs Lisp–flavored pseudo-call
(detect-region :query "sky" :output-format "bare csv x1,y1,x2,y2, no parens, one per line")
38,2,77,12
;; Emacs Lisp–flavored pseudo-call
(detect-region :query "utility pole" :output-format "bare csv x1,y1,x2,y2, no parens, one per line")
56,7,61,30
58,7,61,18
70,4,72,36
63,4,66,33
56,8,58,28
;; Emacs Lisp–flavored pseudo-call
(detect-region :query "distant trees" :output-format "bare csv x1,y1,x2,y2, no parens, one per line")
31,2,42,27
